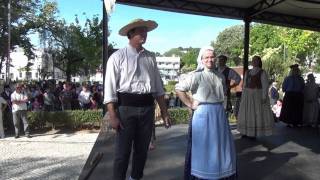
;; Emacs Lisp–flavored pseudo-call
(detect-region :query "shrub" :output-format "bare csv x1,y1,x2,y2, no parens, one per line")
28,108,196,130
27,110,103,130
168,108,191,124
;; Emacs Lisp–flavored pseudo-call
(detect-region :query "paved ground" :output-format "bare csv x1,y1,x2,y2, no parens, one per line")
1,123,320,180
80,123,320,180
0,130,99,180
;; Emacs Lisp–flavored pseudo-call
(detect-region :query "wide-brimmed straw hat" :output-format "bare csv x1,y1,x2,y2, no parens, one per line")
118,19,158,36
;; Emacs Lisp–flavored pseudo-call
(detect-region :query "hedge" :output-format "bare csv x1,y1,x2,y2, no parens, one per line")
168,108,191,124
27,108,192,130
28,110,103,129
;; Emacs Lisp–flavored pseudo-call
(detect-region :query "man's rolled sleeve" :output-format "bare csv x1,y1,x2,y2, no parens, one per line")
103,54,119,104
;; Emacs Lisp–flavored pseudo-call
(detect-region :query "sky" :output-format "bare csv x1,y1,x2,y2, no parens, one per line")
51,0,242,54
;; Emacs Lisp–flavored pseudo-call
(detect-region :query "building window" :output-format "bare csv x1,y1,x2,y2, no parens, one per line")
26,72,32,79
35,72,38,78
19,72,22,78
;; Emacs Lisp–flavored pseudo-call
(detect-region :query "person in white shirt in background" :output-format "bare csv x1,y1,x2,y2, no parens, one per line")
11,83,30,138
78,84,92,110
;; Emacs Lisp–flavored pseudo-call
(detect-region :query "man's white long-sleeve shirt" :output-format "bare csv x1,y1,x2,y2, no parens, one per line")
103,45,165,104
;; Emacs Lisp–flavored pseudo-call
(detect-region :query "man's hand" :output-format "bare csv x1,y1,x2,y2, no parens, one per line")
108,114,123,131
106,103,123,131
162,113,171,129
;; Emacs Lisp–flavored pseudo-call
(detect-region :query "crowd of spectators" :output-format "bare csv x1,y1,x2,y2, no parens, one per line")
0,80,103,138
2,80,104,113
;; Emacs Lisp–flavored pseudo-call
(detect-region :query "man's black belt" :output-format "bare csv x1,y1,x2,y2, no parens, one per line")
117,92,154,107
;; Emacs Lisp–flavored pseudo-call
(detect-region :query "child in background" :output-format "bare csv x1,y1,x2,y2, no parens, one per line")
272,99,283,122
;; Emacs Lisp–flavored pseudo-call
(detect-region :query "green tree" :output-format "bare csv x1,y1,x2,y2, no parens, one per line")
37,1,113,81
163,47,199,73
0,0,40,74
250,24,283,55
213,25,244,66
181,48,199,67
279,28,320,68
163,47,184,57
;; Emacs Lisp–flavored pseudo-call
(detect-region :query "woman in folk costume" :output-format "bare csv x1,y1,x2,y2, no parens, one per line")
237,56,274,138
279,64,305,127
303,73,319,127
176,46,236,180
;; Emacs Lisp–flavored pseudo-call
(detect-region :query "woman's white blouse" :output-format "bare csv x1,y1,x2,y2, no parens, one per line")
175,69,226,103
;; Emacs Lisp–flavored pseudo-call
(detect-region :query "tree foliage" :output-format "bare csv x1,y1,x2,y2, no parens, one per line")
213,25,244,66
163,47,199,73
36,1,112,81
0,0,40,74
250,24,282,55
212,23,320,84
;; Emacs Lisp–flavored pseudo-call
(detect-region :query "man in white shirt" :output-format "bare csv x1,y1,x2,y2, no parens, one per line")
11,83,30,138
217,55,241,114
104,19,171,180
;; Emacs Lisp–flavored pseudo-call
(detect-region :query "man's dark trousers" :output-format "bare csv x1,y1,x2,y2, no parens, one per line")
113,105,154,180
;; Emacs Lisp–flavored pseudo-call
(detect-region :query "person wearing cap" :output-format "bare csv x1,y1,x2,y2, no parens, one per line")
217,55,241,115
279,63,305,127
103,19,171,180
11,83,30,138
303,73,319,127
237,56,274,138
176,46,236,180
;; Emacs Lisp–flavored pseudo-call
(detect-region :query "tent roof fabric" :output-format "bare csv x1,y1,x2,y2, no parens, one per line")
117,0,320,32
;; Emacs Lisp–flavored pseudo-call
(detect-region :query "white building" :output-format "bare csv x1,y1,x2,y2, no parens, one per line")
156,57,180,84
1,47,44,81
1,47,100,83
2,48,178,84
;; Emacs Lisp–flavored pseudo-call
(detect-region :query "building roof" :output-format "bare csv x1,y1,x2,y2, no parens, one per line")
117,0,320,32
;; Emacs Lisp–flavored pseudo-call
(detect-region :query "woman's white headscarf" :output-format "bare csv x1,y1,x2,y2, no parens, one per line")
196,46,215,71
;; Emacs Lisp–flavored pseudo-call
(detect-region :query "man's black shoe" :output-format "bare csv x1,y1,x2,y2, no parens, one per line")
15,135,20,139
26,134,32,138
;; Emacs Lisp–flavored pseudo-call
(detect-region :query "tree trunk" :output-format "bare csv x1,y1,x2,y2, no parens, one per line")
0,54,5,74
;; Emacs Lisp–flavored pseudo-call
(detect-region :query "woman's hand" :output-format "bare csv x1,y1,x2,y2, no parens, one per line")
191,100,199,110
